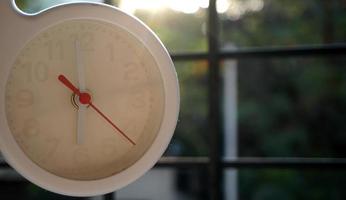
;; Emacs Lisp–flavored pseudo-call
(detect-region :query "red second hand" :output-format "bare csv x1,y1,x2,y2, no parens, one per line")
89,103,136,145
58,74,136,145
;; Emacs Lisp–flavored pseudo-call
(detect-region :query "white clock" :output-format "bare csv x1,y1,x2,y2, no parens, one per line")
0,0,179,196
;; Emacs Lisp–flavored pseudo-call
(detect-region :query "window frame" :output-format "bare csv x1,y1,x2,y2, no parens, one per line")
164,1,346,200
1,0,346,200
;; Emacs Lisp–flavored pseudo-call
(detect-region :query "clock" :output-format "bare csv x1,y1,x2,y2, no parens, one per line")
0,0,179,196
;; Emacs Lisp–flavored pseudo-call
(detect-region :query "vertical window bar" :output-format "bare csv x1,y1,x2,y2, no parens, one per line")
103,0,113,5
104,192,115,200
208,0,224,200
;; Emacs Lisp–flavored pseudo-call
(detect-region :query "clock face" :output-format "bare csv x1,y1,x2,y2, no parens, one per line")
5,19,165,180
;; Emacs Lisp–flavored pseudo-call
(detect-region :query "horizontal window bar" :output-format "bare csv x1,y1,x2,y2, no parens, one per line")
222,157,346,169
172,52,208,61
171,44,346,61
156,157,346,169
0,157,345,182
1,157,346,170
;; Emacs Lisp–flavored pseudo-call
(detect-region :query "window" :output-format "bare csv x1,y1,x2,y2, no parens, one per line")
2,0,346,199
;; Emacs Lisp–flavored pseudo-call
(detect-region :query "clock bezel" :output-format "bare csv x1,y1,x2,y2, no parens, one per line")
0,1,179,196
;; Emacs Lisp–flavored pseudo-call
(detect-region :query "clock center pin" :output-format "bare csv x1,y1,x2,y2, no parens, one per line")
79,92,91,104
71,91,92,109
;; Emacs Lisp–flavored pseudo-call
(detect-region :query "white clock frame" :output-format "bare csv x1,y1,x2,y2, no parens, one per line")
0,0,179,196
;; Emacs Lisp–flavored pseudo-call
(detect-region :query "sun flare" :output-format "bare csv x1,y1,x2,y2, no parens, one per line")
119,0,263,17
119,0,232,14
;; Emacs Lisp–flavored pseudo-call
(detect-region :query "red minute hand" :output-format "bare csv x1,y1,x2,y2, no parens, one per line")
58,74,136,145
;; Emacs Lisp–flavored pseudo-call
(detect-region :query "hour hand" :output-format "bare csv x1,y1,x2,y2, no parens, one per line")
77,105,86,144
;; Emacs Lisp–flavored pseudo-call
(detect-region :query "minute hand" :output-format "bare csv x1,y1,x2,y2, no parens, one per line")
76,40,86,145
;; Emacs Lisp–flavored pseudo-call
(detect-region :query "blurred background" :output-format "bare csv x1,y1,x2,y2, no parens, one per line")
2,0,346,199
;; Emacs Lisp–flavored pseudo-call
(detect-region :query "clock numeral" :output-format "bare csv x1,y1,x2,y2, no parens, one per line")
41,137,59,164
124,63,141,81
45,40,64,60
132,91,146,109
73,147,89,165
80,32,94,51
106,43,115,61
16,89,34,107
22,119,39,137
26,62,49,82
101,139,117,156
126,124,138,135
71,32,94,51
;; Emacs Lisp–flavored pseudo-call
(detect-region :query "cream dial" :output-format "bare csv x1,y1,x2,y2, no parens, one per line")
5,19,165,180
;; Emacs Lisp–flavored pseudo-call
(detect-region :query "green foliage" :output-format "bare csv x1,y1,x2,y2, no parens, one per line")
228,0,346,199
14,0,28,10
135,9,207,53
167,61,209,156
221,0,324,47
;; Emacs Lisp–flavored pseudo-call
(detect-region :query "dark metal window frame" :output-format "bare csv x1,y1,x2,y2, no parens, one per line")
163,1,346,200
1,1,346,200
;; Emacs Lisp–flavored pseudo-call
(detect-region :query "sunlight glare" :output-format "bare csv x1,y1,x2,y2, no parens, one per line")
217,0,230,13
119,0,263,16
119,0,167,13
169,0,200,14
226,0,264,20
119,0,205,14
246,0,264,11
198,0,209,8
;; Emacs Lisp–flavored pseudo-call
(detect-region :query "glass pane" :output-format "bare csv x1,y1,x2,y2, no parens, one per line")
219,0,346,48
118,168,208,200
235,169,346,200
165,61,209,157
222,56,346,157
115,0,208,53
